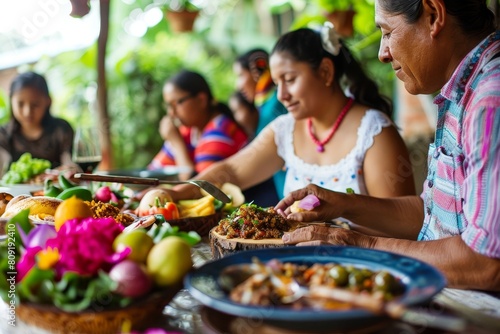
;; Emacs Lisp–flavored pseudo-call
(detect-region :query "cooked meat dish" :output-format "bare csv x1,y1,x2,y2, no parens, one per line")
215,203,296,239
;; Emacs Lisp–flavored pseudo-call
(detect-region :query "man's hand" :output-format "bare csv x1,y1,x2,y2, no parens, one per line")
282,225,375,248
275,184,351,222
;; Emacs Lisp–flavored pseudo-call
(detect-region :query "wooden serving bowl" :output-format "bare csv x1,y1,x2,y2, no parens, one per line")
209,227,286,260
166,211,225,236
16,283,182,334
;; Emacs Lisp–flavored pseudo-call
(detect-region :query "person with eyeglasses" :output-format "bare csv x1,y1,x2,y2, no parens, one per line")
148,70,248,180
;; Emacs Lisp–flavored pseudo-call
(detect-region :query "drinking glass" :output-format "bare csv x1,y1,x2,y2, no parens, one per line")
72,126,102,173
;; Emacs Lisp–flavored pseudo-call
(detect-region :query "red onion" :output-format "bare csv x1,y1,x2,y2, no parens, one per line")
109,260,153,298
297,194,321,211
95,186,112,202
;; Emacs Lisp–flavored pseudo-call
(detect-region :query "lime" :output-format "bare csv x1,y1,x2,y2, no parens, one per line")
147,236,192,287
113,229,154,263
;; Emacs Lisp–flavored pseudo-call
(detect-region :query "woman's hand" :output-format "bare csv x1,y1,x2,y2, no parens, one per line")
159,115,182,143
275,184,351,222
282,225,375,248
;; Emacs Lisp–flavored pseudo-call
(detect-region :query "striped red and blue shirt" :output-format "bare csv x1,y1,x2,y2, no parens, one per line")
419,31,500,258
149,114,248,173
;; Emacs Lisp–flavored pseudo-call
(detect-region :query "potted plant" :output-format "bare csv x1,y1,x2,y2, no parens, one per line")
68,0,91,18
162,0,201,33
315,0,356,37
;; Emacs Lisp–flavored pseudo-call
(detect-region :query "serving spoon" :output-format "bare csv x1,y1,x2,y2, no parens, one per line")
284,279,466,331
74,173,231,203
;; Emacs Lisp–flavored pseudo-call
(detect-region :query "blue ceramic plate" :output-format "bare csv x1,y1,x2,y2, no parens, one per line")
185,246,446,332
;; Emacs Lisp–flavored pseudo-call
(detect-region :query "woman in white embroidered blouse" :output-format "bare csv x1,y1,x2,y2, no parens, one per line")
161,24,415,236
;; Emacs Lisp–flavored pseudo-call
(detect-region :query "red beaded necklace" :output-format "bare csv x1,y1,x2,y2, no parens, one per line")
307,98,354,153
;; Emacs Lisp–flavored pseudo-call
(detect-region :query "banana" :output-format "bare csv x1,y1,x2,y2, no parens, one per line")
197,205,215,216
1,196,62,219
178,195,215,217
178,195,212,209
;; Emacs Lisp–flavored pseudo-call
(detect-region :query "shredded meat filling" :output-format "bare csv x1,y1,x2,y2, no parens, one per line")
85,200,135,226
215,204,295,239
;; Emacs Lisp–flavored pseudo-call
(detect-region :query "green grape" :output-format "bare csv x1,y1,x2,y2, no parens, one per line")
19,152,32,163
1,153,51,184
10,161,18,172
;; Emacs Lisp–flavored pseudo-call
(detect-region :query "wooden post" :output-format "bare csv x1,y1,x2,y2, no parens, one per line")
96,0,113,170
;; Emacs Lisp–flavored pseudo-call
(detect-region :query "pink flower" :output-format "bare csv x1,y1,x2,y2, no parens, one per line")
46,217,129,276
17,246,42,282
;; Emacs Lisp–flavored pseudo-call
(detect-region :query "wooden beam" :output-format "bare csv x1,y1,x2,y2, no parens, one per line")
97,0,113,170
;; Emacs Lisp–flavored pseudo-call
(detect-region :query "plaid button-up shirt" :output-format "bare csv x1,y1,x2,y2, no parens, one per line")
419,31,500,258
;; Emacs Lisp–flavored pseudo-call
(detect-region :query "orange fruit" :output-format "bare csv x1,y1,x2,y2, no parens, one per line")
53,196,93,231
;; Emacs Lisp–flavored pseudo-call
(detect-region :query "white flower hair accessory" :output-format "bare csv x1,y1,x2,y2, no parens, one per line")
320,22,342,56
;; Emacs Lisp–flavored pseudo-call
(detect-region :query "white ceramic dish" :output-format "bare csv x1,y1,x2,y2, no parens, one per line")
0,184,43,197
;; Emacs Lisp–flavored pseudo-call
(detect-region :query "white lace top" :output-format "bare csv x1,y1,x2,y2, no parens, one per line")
272,110,392,196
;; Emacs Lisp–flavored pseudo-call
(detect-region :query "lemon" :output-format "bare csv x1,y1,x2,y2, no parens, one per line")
147,236,192,287
113,229,154,263
53,196,93,231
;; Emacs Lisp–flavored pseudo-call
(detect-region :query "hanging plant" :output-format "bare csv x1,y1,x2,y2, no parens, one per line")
325,7,356,37
69,0,91,18
162,0,201,32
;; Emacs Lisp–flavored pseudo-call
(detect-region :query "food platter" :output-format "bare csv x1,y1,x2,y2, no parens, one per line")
184,246,446,332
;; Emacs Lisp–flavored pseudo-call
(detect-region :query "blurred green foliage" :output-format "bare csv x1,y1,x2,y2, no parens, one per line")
34,32,235,169
4,0,391,170
0,90,8,124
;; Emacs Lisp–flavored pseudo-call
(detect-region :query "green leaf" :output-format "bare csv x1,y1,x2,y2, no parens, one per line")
151,222,200,245
213,199,224,211
176,231,202,246
17,268,55,303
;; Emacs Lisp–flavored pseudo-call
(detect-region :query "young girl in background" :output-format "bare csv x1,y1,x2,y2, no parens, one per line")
0,71,76,176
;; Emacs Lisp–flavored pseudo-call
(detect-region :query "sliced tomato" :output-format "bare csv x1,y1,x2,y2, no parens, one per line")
148,202,179,220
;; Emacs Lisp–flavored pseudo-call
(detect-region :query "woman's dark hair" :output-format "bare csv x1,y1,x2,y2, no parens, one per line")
235,48,270,79
167,69,238,124
9,71,53,127
271,28,392,117
231,91,257,113
378,0,496,38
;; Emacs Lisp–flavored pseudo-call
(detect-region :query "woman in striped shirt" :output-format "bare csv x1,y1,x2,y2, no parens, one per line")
148,70,248,180
276,0,500,291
